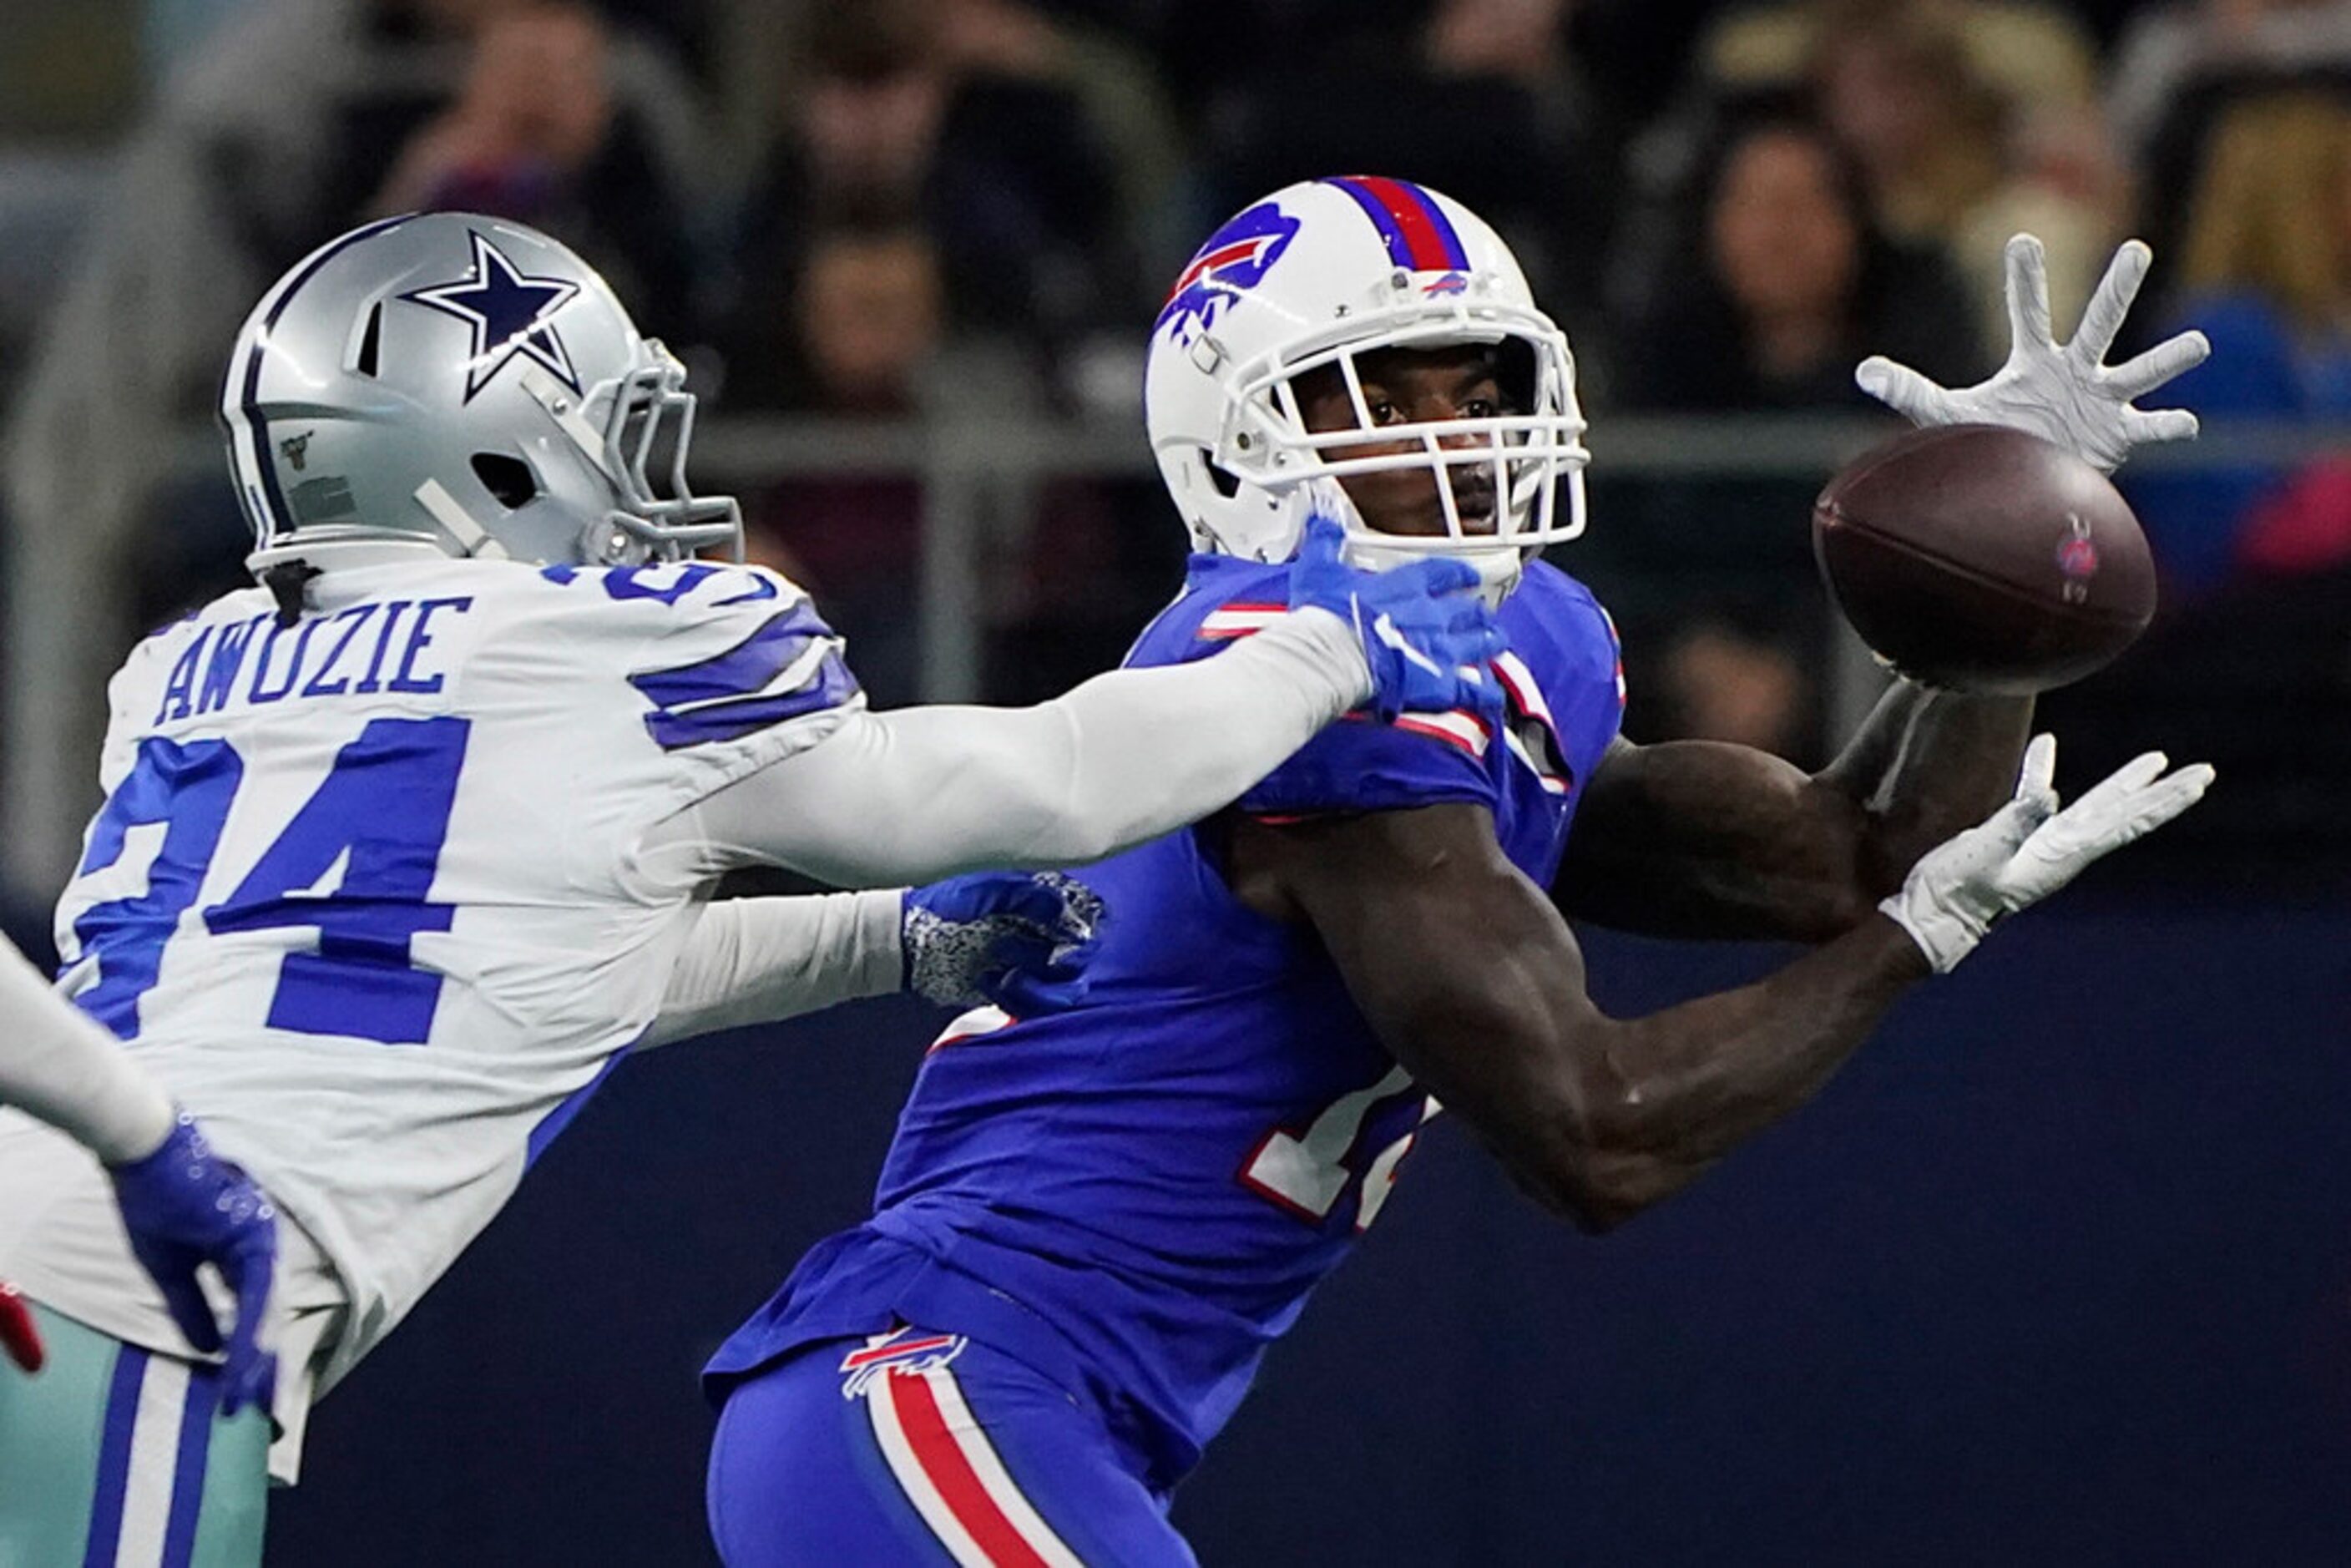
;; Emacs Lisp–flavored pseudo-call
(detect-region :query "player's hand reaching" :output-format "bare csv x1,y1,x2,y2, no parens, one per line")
1,1280,43,1373
1883,734,2214,972
109,1113,280,1415
904,871,1109,1014
1857,234,2210,473
1287,516,1504,722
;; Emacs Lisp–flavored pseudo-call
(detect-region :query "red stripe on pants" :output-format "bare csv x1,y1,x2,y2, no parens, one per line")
888,1371,1054,1568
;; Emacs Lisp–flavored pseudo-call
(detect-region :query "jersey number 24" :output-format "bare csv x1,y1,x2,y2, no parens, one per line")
69,716,468,1045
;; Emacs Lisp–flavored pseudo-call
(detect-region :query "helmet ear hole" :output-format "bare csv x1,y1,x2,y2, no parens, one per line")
1496,337,1539,412
352,303,384,377
471,453,539,509
1205,456,1241,498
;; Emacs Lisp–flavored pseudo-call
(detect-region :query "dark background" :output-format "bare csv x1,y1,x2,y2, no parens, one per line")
270,905,2351,1566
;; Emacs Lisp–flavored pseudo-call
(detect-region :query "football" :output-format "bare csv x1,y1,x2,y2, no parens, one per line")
1812,423,2157,694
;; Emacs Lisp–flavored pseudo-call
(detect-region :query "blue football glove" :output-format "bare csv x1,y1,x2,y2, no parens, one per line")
1287,515,1503,722
109,1112,280,1416
903,871,1108,1015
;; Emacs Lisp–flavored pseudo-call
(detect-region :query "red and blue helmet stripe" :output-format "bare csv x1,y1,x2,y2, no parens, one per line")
1322,176,1471,272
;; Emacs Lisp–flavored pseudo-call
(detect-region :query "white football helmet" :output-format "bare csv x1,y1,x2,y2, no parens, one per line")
220,212,740,579
1145,177,1590,597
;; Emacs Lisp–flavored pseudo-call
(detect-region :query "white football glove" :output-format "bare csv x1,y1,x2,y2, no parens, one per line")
1856,234,2210,473
1883,733,2215,973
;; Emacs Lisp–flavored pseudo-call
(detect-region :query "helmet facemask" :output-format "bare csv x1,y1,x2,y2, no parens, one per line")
521,343,742,565
1206,280,1590,584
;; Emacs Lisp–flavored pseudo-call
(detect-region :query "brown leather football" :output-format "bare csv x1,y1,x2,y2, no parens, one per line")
1812,423,2157,694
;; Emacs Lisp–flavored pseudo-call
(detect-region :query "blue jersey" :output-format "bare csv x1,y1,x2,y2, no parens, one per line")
709,554,1625,1488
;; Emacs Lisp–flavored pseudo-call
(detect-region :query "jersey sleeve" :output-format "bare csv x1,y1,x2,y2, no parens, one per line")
610,562,867,801
1124,564,1496,822
1236,709,1497,819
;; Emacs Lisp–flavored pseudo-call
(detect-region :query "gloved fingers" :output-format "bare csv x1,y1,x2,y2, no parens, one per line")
1987,791,2056,849
2106,330,2210,400
218,1239,276,1416
1466,627,1508,665
1037,873,1107,940
2063,749,2172,821
1383,554,1482,599
2121,406,2201,446
1370,612,1449,679
986,935,1095,1007
1042,939,1099,978
983,919,1059,961
993,880,1077,928
2002,233,2055,351
150,1257,226,1355
2022,759,2212,868
935,872,1092,935
1441,598,1495,634
2015,733,2059,806
2070,239,2152,367
1295,514,1346,569
2116,761,2217,840
991,970,1088,1017
225,1351,279,1423
1448,669,1501,714
1853,356,1945,424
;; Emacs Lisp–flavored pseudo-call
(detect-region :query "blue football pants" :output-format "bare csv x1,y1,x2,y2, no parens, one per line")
706,1327,1197,1568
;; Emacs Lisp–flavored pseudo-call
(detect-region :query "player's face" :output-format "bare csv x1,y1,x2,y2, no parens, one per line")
1292,346,1510,537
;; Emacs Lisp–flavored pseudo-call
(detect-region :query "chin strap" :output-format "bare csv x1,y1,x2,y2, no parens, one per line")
412,479,513,561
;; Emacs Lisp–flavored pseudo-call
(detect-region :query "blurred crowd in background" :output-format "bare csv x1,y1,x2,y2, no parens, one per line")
0,0,2345,927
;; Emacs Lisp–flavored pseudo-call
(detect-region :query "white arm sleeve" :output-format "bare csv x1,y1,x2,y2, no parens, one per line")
0,938,174,1163
644,891,906,1050
648,605,1372,888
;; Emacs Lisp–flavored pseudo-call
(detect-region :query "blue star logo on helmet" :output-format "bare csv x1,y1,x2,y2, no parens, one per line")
401,230,584,402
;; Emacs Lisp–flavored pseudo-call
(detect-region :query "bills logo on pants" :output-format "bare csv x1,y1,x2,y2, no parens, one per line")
835,1328,1084,1568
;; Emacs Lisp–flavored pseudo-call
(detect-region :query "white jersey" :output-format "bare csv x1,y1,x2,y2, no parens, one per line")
0,554,857,1413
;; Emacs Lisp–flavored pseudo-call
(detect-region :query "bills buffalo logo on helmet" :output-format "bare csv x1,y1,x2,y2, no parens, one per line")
1155,201,1302,347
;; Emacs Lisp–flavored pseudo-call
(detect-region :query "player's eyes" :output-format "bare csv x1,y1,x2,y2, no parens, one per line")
1461,398,1499,419
1362,399,1400,426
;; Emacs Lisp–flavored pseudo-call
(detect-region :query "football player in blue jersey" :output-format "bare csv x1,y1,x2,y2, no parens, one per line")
700,185,2216,1566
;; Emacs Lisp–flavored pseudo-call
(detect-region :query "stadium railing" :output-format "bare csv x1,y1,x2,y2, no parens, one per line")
3,416,2343,898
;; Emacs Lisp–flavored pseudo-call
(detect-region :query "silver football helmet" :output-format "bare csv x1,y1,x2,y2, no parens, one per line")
221,212,740,578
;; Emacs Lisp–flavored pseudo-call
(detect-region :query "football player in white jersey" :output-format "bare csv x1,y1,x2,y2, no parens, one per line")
0,211,1505,1566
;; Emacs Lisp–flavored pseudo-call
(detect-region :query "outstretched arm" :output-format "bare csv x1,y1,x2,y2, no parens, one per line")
1569,230,2214,943
644,873,1103,1048
681,611,1372,885
1555,682,2032,941
644,519,1499,889
1243,742,2207,1230
1244,804,1933,1231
